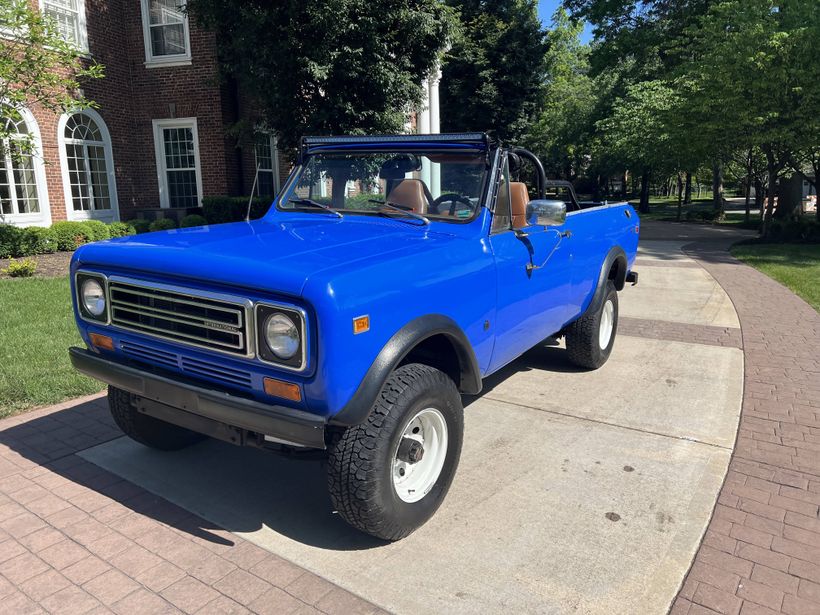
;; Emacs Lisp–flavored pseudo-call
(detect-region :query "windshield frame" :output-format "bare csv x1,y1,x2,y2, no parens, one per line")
274,149,493,225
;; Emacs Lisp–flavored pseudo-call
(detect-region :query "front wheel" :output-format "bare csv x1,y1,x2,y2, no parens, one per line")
565,280,619,369
327,364,464,541
108,386,205,451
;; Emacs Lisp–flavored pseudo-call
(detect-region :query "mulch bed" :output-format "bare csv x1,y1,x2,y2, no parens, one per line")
0,251,73,279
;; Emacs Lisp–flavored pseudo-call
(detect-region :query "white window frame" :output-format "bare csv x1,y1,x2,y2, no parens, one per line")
152,117,202,209
254,131,281,196
38,0,89,53
57,109,119,222
140,0,192,68
0,106,51,228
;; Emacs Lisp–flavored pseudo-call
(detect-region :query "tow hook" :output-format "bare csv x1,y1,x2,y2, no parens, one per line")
398,437,425,464
626,271,639,286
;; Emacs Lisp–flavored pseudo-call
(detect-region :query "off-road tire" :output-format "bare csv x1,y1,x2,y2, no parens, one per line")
327,363,464,541
565,280,619,370
108,386,205,451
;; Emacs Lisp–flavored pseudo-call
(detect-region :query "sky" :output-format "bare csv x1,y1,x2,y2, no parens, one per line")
537,0,594,43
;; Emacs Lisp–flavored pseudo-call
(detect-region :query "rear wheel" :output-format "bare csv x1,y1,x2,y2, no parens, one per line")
565,280,619,369
108,386,205,451
327,364,463,541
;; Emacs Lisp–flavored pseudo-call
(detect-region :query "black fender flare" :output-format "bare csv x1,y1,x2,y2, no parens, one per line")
329,314,482,427
577,246,627,322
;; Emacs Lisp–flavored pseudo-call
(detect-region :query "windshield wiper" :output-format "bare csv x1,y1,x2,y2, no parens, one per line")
375,200,429,226
289,198,343,218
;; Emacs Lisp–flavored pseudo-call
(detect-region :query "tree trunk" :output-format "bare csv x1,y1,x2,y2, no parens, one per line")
712,162,724,216
639,169,651,213
676,172,684,221
743,147,753,224
762,148,778,237
755,178,765,219
684,172,692,204
621,172,628,198
697,182,702,199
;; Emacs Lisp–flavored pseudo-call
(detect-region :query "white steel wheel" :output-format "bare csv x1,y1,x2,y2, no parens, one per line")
392,408,449,504
599,299,615,350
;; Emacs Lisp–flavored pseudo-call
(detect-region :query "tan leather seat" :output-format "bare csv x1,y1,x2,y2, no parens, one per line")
386,179,428,214
510,181,530,228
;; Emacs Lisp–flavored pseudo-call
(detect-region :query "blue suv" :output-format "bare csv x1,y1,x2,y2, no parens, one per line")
69,133,639,540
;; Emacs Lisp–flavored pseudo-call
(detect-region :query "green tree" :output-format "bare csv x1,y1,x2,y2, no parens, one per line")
440,0,548,142
523,8,596,181
674,0,820,232
596,80,681,213
187,0,457,151
0,0,103,153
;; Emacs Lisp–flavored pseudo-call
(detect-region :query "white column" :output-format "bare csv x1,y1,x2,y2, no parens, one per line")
418,77,432,189
429,66,441,198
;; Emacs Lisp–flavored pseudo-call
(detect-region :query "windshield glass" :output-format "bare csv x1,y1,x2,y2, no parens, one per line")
278,152,488,221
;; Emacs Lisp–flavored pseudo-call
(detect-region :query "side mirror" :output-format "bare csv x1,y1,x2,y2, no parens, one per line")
526,200,566,227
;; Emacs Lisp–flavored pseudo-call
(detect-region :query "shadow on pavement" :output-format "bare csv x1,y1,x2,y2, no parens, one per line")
0,335,593,552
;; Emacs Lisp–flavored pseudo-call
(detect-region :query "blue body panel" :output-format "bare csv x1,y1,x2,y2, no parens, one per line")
71,150,639,422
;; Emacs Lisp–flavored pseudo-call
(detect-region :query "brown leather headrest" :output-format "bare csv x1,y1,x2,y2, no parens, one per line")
387,179,428,214
510,182,530,228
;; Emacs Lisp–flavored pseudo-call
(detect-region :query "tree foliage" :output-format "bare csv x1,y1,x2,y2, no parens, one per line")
187,0,458,150
0,0,103,154
440,0,548,142
523,8,596,180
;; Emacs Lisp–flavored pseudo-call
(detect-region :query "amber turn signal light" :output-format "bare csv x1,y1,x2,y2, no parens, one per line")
89,333,114,351
353,315,370,335
263,377,302,402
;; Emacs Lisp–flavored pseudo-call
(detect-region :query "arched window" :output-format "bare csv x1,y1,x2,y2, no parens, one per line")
59,110,119,220
0,107,50,225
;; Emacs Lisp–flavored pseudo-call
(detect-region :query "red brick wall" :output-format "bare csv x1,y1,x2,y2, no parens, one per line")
9,0,250,224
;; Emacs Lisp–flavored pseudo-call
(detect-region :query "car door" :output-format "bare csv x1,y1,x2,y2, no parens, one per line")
487,157,571,374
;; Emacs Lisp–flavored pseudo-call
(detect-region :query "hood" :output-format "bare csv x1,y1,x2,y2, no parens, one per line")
72,216,462,297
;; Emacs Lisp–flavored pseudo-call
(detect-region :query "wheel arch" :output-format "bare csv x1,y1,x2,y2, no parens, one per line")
329,314,482,427
576,246,627,322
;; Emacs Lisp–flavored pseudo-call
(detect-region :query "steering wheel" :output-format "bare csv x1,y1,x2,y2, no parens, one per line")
431,193,474,216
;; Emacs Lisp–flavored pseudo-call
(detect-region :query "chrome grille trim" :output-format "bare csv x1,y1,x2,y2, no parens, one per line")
107,276,255,359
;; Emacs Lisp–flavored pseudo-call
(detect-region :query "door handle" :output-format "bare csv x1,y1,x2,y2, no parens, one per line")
560,230,572,238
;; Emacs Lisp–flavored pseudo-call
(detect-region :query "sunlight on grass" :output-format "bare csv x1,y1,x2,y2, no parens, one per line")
0,277,104,418
731,244,820,312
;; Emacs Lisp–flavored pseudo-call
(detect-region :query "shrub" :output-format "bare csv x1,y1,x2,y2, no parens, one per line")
0,224,23,259
50,221,92,251
108,221,136,238
179,214,208,228
81,220,111,242
2,258,37,278
18,227,58,255
767,219,820,243
127,219,152,234
148,218,178,232
202,196,270,224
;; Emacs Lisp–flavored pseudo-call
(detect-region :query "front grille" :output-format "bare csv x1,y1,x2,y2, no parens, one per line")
120,339,253,389
109,279,250,357
121,340,178,368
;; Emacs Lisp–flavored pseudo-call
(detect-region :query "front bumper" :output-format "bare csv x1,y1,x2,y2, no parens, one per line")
69,347,326,449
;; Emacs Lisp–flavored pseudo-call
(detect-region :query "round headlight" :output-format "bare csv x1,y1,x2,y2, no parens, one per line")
81,279,106,317
264,313,299,359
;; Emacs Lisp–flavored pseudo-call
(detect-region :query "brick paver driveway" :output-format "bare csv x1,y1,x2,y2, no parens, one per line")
661,226,820,615
0,220,816,614
0,397,381,613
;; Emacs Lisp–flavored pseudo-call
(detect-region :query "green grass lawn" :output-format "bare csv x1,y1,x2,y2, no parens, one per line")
627,197,761,230
730,243,820,312
0,277,104,419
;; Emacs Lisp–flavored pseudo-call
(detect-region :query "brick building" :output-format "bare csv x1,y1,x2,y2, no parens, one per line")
2,0,287,228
